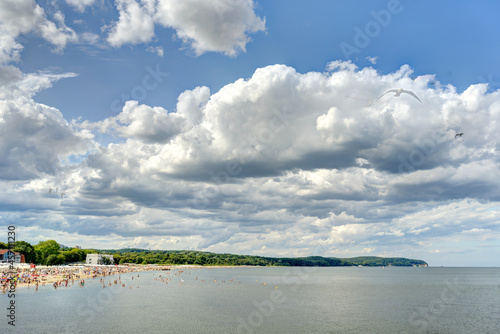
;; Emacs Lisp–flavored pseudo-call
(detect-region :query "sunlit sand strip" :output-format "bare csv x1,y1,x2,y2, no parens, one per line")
1,263,172,290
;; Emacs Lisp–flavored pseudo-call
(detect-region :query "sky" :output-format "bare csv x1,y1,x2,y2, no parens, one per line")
1,0,500,267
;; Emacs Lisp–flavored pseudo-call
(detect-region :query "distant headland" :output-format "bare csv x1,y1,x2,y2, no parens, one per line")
98,249,428,267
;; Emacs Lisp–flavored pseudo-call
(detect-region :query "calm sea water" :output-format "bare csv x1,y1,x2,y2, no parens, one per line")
2,267,499,334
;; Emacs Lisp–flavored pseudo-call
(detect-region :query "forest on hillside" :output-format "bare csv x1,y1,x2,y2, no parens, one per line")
1,240,428,267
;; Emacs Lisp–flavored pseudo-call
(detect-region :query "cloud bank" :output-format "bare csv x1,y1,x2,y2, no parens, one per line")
2,57,499,265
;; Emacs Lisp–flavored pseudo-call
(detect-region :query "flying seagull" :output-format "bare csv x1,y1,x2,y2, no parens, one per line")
378,88,421,103
49,188,52,194
455,133,464,138
60,192,66,198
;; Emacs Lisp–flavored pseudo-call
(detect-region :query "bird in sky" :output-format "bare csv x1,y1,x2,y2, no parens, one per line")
378,88,422,102
49,188,52,194
455,133,464,138
60,192,66,198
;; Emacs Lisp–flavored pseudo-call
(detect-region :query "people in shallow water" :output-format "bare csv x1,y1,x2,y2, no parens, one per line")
1,264,163,292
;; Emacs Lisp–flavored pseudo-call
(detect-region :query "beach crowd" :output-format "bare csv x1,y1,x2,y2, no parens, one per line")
1,264,165,292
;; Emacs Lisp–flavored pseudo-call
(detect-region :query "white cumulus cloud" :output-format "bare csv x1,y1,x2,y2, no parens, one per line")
0,0,78,64
106,0,265,56
107,0,156,47
65,0,96,12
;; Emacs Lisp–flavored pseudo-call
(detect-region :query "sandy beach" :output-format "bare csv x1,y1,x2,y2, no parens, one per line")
1,264,172,291
1,264,261,292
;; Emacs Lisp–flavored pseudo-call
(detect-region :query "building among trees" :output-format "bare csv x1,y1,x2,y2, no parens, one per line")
0,250,26,263
86,253,114,265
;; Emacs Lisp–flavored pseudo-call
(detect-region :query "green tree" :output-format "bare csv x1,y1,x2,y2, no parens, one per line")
57,254,66,264
194,255,206,265
101,256,112,265
113,254,122,265
60,249,85,263
34,249,43,264
34,240,60,264
70,248,85,262
14,241,43,263
0,242,8,249
45,254,63,265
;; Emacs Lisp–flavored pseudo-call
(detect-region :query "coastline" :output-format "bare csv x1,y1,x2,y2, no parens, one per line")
1,264,293,291
2,263,432,292
1,264,170,291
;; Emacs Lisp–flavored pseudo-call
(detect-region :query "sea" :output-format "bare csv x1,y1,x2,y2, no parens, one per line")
2,267,499,334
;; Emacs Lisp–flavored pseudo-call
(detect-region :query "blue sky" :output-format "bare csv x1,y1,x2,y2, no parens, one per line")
21,1,500,120
1,0,500,266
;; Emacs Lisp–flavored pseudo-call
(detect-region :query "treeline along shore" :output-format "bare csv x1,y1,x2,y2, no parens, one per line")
1,239,428,267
